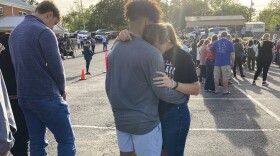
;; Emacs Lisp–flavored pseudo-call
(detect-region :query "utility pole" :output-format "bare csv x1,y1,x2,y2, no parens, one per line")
204,0,207,16
80,0,86,30
74,0,86,30
166,0,168,20
250,0,253,22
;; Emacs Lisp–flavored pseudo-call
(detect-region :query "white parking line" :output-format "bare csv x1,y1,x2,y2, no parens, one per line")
234,85,280,122
72,125,280,132
191,97,280,100
68,97,280,100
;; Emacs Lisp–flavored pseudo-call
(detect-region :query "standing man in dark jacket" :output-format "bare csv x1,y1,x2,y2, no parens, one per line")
0,33,29,156
233,38,246,78
8,1,76,155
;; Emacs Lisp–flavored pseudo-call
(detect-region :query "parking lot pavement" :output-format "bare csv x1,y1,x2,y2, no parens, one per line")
45,41,280,155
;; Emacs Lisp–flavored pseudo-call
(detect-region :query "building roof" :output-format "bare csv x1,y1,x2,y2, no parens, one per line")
244,22,265,25
185,15,245,22
185,15,245,28
0,0,35,11
0,16,65,33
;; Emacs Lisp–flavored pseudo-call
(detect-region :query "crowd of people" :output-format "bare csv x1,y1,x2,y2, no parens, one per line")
0,0,279,156
180,31,278,91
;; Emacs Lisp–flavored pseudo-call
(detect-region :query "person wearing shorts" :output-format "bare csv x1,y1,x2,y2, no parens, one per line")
105,1,185,156
210,32,235,94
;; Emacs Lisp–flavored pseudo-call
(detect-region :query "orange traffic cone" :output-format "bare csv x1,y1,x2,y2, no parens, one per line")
80,69,86,80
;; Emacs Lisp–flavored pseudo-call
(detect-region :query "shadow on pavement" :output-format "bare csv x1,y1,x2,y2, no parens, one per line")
70,72,106,84
202,84,269,155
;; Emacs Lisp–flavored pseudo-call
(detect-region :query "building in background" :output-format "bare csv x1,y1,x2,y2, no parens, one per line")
0,0,35,17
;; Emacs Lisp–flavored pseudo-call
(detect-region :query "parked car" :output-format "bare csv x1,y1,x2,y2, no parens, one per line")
95,29,108,35
107,31,119,39
206,27,230,37
77,30,90,39
95,34,106,42
187,29,205,39
187,27,230,39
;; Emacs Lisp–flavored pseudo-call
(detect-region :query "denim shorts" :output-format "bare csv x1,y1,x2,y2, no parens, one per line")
116,123,162,156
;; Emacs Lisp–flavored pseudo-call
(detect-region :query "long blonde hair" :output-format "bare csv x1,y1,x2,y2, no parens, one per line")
164,23,182,47
259,33,270,47
143,23,169,45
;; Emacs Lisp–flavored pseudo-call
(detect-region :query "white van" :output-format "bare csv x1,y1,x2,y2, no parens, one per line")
244,22,265,33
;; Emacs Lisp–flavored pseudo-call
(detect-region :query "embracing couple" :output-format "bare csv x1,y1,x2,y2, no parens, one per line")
105,0,200,156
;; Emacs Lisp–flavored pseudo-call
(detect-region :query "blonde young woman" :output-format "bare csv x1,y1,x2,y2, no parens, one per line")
252,33,274,86
145,23,199,156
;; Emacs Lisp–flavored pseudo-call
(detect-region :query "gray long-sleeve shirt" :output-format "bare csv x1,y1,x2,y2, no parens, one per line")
9,15,65,98
105,37,185,135
0,70,16,153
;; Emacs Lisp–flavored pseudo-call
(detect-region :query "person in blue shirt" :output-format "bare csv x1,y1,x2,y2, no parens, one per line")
210,31,235,94
102,36,108,51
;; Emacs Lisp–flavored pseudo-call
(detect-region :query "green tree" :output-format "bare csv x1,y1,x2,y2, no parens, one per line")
22,0,38,5
212,3,255,22
258,8,280,31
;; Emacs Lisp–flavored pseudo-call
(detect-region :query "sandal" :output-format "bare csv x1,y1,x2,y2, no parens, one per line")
223,91,231,95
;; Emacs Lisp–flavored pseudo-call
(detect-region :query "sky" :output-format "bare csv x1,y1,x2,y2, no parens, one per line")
37,0,270,16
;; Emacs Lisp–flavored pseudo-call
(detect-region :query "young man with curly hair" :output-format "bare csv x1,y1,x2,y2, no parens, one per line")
106,0,185,156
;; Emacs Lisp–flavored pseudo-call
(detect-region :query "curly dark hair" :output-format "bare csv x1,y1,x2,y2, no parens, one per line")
124,0,163,23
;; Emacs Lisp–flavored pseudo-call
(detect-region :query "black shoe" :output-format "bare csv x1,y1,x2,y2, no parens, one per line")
241,75,246,78
252,81,256,85
86,72,91,75
228,81,233,85
262,82,269,86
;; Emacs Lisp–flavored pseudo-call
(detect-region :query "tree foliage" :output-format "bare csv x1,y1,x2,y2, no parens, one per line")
22,0,38,5
258,9,280,31
62,0,256,31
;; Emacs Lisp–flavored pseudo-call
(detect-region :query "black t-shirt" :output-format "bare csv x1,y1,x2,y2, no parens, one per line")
159,45,198,116
0,33,17,96
257,41,273,63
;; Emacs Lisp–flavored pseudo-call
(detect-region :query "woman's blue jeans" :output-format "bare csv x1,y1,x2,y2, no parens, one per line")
159,102,191,156
18,97,76,156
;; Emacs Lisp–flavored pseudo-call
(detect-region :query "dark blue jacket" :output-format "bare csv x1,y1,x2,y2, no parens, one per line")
9,15,65,98
83,45,93,60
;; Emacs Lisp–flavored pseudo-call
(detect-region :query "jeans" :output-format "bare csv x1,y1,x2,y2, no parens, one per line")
18,97,76,156
10,99,29,156
86,60,91,73
91,45,95,53
103,43,107,51
204,59,215,91
233,57,244,77
160,102,191,156
247,55,256,70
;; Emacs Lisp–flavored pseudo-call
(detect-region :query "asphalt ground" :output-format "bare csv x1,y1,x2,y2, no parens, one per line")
43,41,280,156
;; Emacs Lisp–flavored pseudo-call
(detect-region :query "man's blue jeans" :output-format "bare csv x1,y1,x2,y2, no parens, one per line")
160,102,191,156
18,97,76,156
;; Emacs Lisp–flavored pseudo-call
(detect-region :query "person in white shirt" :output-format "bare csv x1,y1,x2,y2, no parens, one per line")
77,37,81,49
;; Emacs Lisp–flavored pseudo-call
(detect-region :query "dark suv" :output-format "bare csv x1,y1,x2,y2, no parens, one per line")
95,29,108,35
107,31,119,39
